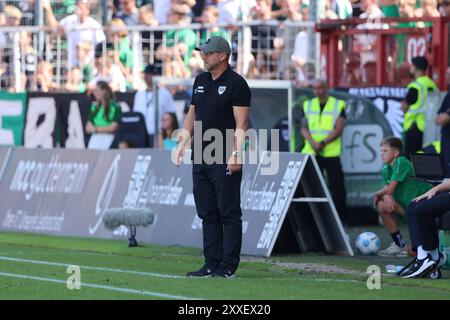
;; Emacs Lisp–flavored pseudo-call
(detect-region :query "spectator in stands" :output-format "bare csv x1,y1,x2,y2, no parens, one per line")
351,0,364,17
274,0,303,78
397,0,418,21
290,3,312,84
344,52,362,86
440,0,450,16
217,0,256,24
65,67,87,92
0,5,22,91
76,41,94,84
107,18,134,86
139,4,159,25
158,112,179,150
20,31,38,91
295,61,316,88
401,56,437,158
85,80,122,136
435,67,450,178
155,5,196,77
18,0,36,26
251,0,279,79
199,5,228,44
88,48,127,92
191,5,228,77
324,0,339,18
43,0,106,69
363,61,377,84
35,60,59,92
300,79,348,223
133,64,176,148
117,0,139,25
329,0,354,19
355,0,386,69
360,0,385,18
416,0,440,17
153,0,171,24
374,137,432,257
393,0,418,64
379,0,400,17
272,0,304,20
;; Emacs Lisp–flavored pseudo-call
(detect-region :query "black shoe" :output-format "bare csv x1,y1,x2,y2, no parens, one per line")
211,267,235,278
402,254,436,278
186,265,214,278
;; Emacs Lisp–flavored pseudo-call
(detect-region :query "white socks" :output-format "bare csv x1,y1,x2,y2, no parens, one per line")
417,245,439,261
417,246,427,259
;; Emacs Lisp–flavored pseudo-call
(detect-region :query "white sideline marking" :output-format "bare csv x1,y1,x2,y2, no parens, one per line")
0,271,201,300
0,256,183,279
0,256,360,285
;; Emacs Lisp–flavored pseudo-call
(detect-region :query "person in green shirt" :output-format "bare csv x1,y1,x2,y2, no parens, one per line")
395,0,418,64
85,81,122,135
156,5,196,77
373,137,432,258
199,6,229,46
379,0,400,17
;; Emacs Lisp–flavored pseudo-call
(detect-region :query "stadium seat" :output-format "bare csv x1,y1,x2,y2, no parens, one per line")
110,112,150,148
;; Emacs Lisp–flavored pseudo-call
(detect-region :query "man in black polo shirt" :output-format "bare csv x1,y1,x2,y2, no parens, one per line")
174,36,251,278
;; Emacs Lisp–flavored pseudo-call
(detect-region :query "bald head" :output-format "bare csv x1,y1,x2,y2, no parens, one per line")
313,79,329,102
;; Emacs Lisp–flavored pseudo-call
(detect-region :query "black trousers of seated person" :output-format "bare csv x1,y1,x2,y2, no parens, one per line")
192,163,243,273
406,192,450,251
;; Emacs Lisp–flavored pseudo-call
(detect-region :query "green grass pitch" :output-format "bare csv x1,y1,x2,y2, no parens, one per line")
0,229,449,300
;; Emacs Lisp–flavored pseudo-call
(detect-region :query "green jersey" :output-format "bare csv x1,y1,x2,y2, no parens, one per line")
381,156,432,208
89,101,122,127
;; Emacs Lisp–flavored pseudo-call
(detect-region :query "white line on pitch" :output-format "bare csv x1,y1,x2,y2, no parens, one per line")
0,256,362,285
0,272,201,300
0,256,183,279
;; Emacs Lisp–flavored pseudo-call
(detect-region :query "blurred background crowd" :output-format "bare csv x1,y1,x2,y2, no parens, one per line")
0,0,449,93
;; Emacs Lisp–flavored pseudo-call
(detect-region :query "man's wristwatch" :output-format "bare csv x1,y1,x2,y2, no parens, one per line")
232,150,242,157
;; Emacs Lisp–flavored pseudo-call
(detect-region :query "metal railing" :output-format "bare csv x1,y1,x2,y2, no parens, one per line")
318,17,450,89
0,20,319,92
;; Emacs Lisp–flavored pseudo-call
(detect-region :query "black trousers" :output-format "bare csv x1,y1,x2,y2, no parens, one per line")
315,156,347,222
404,123,423,159
441,133,450,178
192,163,243,272
406,192,450,251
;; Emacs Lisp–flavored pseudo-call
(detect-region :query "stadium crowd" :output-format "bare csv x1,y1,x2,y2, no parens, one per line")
0,0,449,93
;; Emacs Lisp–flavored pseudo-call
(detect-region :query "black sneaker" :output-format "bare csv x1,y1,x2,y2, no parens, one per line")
211,267,235,278
186,265,214,278
402,254,436,278
397,256,418,276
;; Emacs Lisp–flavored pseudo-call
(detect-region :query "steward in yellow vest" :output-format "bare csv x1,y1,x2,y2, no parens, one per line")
300,79,348,223
401,56,437,157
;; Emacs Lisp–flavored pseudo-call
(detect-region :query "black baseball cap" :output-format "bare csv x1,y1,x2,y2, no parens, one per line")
195,36,231,54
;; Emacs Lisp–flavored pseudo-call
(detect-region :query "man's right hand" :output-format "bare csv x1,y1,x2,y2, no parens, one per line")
311,141,323,154
173,136,186,167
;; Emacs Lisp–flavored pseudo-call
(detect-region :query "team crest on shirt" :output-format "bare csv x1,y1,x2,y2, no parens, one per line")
218,86,226,95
